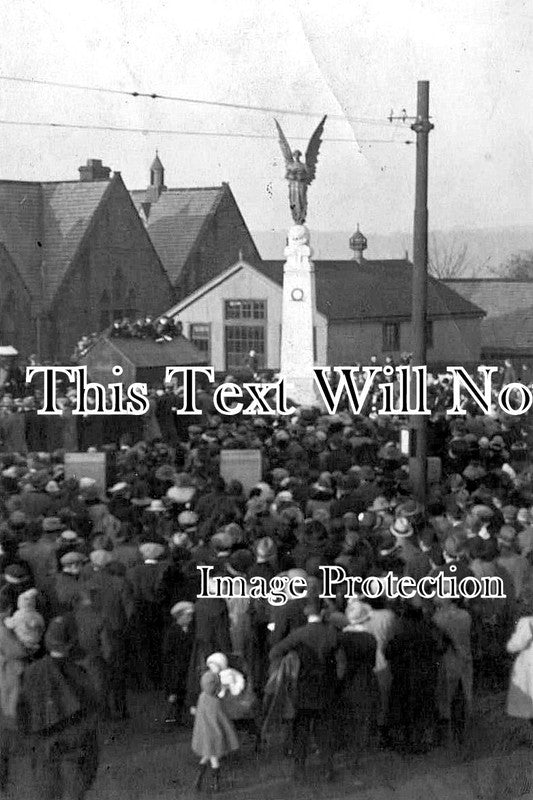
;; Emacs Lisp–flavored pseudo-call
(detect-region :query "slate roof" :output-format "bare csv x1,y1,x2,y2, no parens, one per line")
40,181,110,304
0,178,110,308
130,186,224,285
256,260,485,321
444,279,533,354
102,334,207,367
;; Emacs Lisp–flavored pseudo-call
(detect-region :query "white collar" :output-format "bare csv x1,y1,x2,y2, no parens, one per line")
307,615,321,623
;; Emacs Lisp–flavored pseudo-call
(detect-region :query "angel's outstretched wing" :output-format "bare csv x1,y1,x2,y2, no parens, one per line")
274,119,293,166
305,115,327,185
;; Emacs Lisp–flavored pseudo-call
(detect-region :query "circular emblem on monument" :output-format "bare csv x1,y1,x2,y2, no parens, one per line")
291,288,304,302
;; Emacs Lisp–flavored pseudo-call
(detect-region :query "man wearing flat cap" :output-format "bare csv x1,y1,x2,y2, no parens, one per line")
48,551,86,615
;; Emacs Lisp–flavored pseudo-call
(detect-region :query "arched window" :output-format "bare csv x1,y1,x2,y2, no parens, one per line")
0,291,16,342
125,288,137,320
112,268,124,302
99,290,110,330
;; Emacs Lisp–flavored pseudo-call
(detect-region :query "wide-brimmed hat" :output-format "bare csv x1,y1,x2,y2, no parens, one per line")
90,549,113,568
390,516,414,538
396,499,422,518
139,542,165,560
166,486,195,504
170,600,194,618
60,551,86,567
146,499,165,513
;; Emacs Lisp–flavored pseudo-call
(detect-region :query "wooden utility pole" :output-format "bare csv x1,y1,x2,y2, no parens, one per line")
409,80,433,503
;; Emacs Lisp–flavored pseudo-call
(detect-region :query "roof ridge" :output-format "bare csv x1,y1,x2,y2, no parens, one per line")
131,185,224,194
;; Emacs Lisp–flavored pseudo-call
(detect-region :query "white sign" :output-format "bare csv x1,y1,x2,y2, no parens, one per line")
220,449,262,495
64,452,107,490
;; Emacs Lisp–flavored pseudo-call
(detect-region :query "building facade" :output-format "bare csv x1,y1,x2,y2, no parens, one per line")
165,230,485,374
444,279,533,366
130,154,261,302
0,159,174,360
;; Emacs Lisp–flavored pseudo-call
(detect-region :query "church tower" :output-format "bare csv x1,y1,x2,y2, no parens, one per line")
145,151,167,204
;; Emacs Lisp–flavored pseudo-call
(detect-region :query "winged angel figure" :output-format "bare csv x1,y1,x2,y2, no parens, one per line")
274,115,327,225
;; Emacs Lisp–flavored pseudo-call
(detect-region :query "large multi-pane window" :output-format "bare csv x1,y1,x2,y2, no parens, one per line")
223,298,267,370
190,323,211,360
224,300,266,320
225,325,265,371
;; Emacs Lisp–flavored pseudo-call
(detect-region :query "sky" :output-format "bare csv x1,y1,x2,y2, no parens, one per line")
0,0,532,244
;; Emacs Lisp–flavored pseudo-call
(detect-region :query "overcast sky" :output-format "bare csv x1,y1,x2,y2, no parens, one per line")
0,0,531,240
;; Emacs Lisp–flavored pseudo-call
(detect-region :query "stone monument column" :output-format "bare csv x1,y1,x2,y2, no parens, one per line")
279,224,319,406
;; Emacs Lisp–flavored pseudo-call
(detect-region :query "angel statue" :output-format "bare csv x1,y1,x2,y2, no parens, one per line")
274,115,327,225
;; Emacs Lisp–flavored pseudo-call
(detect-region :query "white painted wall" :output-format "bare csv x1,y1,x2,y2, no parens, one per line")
169,262,328,373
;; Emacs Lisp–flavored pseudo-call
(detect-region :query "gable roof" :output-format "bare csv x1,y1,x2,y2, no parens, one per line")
444,279,533,353
0,177,111,308
40,180,110,304
130,186,224,284
256,259,485,321
93,334,207,368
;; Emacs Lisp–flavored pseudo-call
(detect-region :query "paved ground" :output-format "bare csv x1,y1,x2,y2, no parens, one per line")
7,691,533,800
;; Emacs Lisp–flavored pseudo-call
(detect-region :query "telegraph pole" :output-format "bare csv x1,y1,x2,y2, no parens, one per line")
409,80,433,504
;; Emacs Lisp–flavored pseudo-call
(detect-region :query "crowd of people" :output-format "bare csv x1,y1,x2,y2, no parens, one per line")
0,366,532,796
68,315,184,363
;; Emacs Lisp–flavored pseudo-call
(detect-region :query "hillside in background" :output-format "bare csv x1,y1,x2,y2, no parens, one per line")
252,226,533,276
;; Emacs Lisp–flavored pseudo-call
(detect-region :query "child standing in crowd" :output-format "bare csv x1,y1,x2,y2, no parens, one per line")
191,670,239,792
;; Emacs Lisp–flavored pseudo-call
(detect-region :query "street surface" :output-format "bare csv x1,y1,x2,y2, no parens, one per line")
5,690,533,799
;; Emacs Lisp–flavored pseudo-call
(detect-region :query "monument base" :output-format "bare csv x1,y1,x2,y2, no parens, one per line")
279,224,321,409
282,374,320,408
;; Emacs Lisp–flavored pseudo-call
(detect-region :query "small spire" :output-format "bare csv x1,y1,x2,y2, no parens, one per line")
349,223,368,263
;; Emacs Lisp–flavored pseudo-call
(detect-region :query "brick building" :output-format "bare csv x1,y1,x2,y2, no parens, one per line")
130,153,261,301
0,159,173,360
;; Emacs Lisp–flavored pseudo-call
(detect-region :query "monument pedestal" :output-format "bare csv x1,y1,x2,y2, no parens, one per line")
279,225,320,407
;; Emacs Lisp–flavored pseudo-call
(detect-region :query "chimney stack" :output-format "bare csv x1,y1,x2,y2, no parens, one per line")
78,159,111,182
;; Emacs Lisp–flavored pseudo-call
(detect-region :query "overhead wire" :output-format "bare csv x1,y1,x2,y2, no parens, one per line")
0,74,414,128
0,118,413,144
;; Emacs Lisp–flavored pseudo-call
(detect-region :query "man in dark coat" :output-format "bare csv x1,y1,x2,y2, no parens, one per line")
186,592,232,710
82,550,132,719
126,543,172,690
385,600,444,753
270,596,341,781
19,616,99,800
